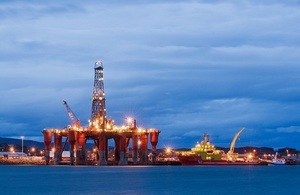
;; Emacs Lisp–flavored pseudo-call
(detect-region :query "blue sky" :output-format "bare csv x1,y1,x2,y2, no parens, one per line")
1,0,300,149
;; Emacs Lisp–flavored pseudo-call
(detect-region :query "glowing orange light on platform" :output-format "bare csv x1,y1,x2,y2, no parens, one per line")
166,147,172,154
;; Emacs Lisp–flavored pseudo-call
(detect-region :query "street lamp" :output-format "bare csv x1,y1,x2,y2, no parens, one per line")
21,136,24,158
31,147,36,156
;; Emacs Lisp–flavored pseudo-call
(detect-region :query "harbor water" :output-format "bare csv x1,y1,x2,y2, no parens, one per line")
1,165,299,195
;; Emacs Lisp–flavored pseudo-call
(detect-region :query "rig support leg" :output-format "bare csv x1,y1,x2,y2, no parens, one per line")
139,133,149,165
43,130,52,165
132,135,138,165
70,150,75,165
45,151,50,165
119,136,127,165
68,130,77,166
150,131,159,164
98,134,107,165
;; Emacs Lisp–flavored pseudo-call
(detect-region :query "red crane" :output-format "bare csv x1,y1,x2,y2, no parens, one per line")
63,100,80,129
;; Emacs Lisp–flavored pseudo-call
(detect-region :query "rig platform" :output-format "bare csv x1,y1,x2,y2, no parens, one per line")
43,61,160,166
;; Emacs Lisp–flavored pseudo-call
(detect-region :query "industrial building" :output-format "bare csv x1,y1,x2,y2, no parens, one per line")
43,61,160,165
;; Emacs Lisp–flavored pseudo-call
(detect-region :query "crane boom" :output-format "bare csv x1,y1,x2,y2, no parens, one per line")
227,127,246,156
63,100,80,128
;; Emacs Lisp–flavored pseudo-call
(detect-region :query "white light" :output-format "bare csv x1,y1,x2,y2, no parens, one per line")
126,117,133,124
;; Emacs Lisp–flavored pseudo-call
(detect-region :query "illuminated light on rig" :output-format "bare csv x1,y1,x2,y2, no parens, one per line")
95,60,102,65
138,140,141,145
248,154,253,159
166,147,172,154
126,117,133,126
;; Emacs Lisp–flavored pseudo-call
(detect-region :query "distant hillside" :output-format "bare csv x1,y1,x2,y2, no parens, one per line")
0,137,45,149
0,137,98,150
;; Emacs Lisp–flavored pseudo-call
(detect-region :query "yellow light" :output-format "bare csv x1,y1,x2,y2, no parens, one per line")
166,147,172,154
248,154,253,159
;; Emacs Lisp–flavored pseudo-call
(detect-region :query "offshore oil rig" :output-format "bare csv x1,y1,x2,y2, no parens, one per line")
42,61,160,165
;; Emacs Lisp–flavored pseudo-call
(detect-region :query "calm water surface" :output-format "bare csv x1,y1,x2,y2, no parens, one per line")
0,165,299,195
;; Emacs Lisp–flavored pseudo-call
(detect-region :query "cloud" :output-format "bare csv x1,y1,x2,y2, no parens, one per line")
0,0,300,149
276,126,300,133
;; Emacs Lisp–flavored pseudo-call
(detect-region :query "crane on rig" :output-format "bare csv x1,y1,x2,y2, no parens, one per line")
227,127,246,160
63,100,80,129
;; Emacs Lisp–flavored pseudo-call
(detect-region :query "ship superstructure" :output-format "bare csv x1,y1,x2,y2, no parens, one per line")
177,129,265,165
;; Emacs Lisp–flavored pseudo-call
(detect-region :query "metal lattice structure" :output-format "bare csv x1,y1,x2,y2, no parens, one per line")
90,61,106,130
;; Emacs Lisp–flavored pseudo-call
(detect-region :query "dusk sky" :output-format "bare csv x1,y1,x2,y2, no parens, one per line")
1,0,300,149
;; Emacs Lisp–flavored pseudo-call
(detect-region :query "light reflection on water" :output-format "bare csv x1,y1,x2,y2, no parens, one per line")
1,165,300,195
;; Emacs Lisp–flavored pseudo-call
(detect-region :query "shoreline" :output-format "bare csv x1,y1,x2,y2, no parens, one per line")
0,158,182,166
0,158,45,165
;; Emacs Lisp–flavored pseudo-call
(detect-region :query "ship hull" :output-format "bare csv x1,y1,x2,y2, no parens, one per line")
178,155,266,166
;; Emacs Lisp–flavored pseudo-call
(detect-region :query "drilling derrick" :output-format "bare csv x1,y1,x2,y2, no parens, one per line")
90,60,106,130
